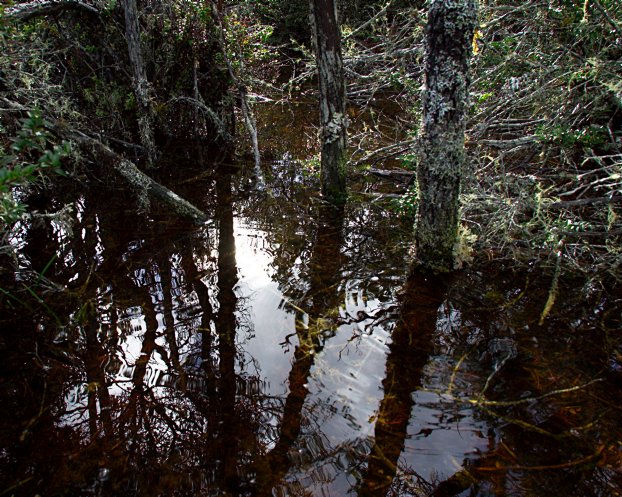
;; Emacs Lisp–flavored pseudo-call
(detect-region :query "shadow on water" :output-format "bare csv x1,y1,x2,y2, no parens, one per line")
1,154,622,497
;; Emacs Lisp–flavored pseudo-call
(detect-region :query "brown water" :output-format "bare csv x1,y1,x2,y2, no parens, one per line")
1,117,622,496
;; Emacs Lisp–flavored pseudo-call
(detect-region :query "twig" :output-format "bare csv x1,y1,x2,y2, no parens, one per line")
539,242,563,325
476,446,604,472
592,0,622,37
345,1,394,40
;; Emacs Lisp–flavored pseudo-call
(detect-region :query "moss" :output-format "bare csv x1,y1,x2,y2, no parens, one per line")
416,0,477,272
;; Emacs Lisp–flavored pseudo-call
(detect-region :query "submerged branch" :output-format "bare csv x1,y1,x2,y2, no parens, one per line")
465,378,604,407
476,446,604,472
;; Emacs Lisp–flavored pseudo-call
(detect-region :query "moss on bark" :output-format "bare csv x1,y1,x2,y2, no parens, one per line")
415,0,478,272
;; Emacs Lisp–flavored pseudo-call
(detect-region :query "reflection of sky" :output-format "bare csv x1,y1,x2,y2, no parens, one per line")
233,218,488,487
59,213,490,490
234,219,297,395
234,218,388,427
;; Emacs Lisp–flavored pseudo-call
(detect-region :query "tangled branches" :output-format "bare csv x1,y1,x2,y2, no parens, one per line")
461,0,622,283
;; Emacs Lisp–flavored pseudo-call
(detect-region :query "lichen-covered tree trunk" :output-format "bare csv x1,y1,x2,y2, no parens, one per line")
122,0,156,164
415,0,478,272
309,0,347,203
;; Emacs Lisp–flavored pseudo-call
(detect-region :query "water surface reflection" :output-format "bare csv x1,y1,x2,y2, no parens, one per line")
1,163,621,496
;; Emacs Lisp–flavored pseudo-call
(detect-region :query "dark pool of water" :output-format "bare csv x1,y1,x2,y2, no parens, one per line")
1,152,621,496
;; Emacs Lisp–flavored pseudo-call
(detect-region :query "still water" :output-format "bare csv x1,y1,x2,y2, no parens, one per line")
1,154,621,496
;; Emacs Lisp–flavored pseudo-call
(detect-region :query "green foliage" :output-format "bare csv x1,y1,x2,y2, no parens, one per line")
535,123,609,148
0,109,70,223
393,184,418,220
224,10,275,68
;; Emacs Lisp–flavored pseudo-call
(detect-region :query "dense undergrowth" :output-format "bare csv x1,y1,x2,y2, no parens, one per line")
1,0,621,287
243,0,622,286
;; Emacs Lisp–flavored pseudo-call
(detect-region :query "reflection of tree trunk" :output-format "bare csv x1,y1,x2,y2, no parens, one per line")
21,191,58,276
84,315,113,439
358,270,446,496
179,241,216,378
257,206,345,495
415,0,477,271
158,253,186,389
132,291,159,390
215,171,240,492
309,0,347,202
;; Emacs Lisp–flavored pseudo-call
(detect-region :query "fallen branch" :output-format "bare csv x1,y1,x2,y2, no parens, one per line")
368,167,414,181
470,135,539,149
351,138,416,166
5,1,100,22
67,129,208,225
549,195,622,209
2,97,206,225
561,229,622,238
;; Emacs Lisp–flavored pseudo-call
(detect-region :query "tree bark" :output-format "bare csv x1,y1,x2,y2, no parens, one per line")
309,0,347,203
121,0,157,164
415,0,478,272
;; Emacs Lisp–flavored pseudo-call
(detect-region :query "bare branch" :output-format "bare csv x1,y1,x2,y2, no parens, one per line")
4,1,101,22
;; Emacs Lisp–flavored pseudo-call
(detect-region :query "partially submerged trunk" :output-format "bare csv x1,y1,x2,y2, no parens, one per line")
415,0,478,272
68,130,207,225
121,0,157,164
309,0,347,203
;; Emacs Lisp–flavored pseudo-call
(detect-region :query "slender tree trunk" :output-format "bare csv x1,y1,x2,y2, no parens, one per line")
121,0,157,164
415,0,478,272
309,0,347,203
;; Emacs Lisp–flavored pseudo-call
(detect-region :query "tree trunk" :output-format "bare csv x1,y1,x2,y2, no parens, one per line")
309,0,347,203
415,0,478,272
121,0,157,164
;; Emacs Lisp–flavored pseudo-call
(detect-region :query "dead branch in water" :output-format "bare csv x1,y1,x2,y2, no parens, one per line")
68,130,208,225
2,97,207,225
